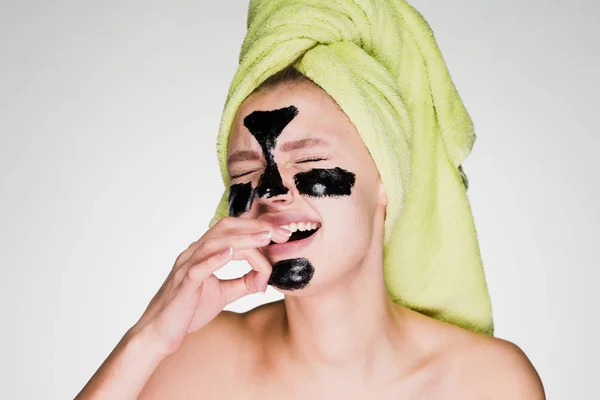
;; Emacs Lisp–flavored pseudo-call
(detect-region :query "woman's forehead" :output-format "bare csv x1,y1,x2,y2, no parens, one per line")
228,83,357,154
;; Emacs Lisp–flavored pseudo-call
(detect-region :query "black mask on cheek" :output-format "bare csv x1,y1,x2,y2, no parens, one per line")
227,105,298,217
228,182,253,218
293,167,356,197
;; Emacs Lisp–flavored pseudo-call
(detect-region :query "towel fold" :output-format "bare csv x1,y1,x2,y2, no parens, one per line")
210,0,494,335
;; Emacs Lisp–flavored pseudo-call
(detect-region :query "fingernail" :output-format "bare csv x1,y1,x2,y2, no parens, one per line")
254,230,272,240
275,226,292,236
220,247,233,259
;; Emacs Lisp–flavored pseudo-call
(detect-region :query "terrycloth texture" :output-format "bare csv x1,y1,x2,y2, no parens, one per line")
210,0,494,335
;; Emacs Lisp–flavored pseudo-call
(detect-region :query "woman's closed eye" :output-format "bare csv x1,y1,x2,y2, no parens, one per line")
296,157,329,164
230,157,329,178
230,169,260,179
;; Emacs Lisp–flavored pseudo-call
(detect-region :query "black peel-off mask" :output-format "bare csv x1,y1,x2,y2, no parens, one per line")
268,258,314,290
294,167,356,197
226,105,356,291
227,105,298,217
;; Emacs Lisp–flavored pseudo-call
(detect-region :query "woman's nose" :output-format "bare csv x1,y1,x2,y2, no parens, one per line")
254,168,289,199
256,189,294,208
254,166,295,208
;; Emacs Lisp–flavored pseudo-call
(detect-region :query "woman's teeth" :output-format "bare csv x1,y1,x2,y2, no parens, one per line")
280,222,319,233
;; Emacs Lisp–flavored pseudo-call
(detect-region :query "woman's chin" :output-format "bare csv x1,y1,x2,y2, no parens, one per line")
267,257,315,292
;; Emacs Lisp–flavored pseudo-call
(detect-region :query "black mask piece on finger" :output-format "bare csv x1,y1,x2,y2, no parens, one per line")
268,258,314,290
227,105,299,217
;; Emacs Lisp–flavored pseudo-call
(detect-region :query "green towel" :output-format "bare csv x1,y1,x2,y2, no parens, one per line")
209,0,494,335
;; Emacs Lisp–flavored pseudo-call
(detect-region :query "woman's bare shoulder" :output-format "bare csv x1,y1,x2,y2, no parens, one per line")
397,307,545,399
427,318,545,399
137,304,280,400
456,334,546,399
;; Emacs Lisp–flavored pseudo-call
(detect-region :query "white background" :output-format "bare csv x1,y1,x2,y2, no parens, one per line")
1,0,598,398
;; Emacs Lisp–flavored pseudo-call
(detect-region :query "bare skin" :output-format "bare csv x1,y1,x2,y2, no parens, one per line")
76,80,545,399
138,303,543,399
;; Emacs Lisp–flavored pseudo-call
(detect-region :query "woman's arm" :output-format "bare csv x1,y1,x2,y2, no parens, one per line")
74,329,166,400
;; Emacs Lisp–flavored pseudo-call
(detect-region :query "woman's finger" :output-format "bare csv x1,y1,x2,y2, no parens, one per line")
231,247,273,275
218,269,267,305
173,223,290,270
174,231,276,280
178,248,271,307
178,243,274,291
179,247,235,292
212,216,292,238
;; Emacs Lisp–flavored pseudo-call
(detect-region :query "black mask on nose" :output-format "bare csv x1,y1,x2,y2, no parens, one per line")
228,105,298,217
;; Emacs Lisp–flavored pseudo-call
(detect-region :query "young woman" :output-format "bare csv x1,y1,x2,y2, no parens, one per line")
75,67,544,399
75,1,545,398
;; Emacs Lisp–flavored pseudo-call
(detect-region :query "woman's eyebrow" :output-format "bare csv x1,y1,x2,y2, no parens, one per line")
227,149,261,165
279,137,328,152
228,138,328,165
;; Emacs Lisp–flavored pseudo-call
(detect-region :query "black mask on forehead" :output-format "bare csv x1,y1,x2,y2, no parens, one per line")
244,105,298,199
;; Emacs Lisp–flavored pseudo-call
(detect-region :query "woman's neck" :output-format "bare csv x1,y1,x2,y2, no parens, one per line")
276,241,409,378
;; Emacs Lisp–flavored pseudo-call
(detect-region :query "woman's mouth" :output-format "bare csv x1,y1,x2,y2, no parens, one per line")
269,221,320,244
265,221,321,256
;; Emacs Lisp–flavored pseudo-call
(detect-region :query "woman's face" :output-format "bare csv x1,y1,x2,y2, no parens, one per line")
227,80,387,295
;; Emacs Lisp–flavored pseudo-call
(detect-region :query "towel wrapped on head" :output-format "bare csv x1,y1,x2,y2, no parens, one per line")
210,0,494,335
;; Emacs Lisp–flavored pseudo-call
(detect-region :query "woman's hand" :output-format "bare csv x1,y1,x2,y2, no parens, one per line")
128,217,291,357
75,217,291,400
